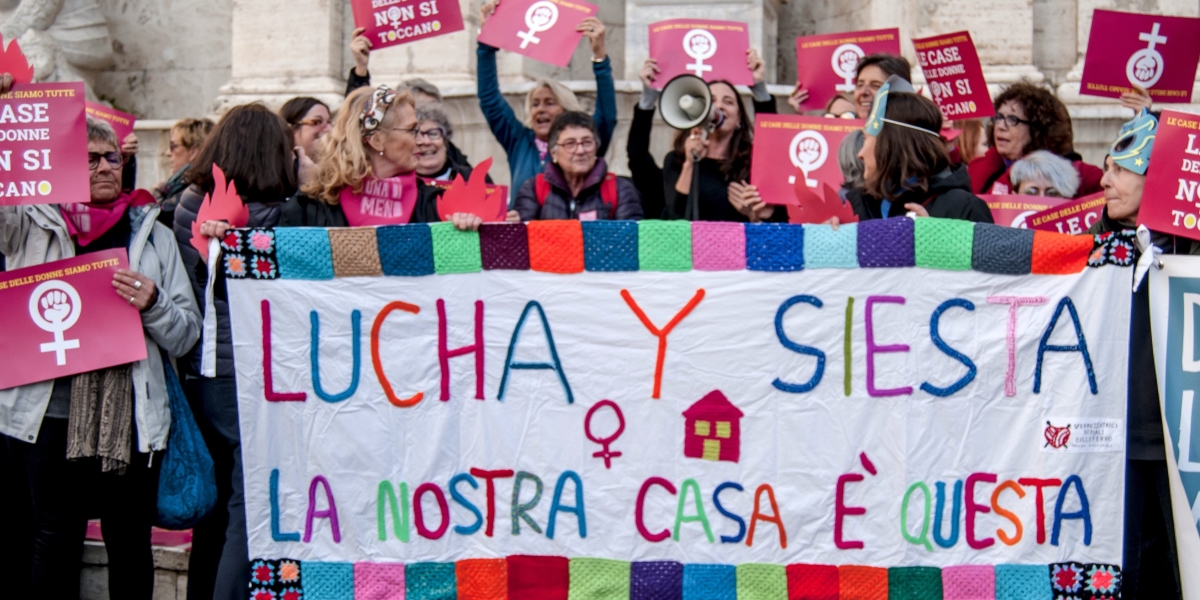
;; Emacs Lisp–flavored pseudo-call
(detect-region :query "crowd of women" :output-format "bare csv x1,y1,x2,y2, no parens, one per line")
0,0,1187,596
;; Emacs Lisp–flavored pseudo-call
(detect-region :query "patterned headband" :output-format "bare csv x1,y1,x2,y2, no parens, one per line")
360,85,397,137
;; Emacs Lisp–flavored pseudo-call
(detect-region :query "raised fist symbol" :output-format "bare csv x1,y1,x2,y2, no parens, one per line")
531,6,554,26
838,51,859,74
1134,55,1159,82
40,290,72,323
689,36,711,54
798,137,822,166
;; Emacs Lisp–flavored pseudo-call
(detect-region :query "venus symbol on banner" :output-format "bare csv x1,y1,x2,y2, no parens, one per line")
683,29,718,78
832,43,865,93
1127,23,1168,89
787,130,829,187
518,1,558,49
29,280,82,366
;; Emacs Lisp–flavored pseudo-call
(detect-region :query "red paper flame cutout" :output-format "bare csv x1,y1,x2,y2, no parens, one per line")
0,35,35,84
190,164,249,254
787,173,859,225
437,157,506,222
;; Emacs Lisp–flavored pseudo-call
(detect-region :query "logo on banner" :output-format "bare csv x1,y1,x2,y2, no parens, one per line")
518,1,559,49
787,130,829,187
831,43,865,92
29,280,82,366
683,29,718,77
1044,421,1071,449
1126,23,1167,88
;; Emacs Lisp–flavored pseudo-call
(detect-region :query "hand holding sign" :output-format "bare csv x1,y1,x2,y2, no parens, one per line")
350,0,464,51
794,29,901,112
478,0,598,67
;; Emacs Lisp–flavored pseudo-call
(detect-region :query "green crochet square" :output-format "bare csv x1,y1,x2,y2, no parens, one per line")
569,558,630,600
638,220,692,272
736,563,788,600
915,217,974,271
888,566,944,600
430,222,482,274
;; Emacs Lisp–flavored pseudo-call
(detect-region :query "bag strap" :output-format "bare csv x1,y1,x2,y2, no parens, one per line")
535,174,550,206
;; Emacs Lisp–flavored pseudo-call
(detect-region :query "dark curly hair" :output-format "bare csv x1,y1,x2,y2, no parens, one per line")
988,83,1075,157
671,81,754,182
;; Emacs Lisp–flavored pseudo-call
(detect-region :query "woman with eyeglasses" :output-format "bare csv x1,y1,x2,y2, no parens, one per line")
967,83,1102,198
280,97,334,184
1008,150,1080,199
154,117,214,227
414,104,492,183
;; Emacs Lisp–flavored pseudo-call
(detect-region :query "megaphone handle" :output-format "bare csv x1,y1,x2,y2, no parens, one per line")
685,163,701,221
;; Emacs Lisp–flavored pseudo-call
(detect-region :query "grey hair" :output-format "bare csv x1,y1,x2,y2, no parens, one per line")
86,115,119,150
838,129,865,190
416,104,453,140
399,78,443,103
1009,150,1080,198
524,79,582,128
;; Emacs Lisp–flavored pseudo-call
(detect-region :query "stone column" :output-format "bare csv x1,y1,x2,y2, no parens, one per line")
910,0,1044,92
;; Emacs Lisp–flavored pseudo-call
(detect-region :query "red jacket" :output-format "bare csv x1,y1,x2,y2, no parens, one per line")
967,146,1102,198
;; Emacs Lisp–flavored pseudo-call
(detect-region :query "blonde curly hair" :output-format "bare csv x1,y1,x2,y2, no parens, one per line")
303,86,415,204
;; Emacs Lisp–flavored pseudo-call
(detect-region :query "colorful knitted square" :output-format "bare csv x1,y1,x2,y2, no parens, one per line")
250,558,303,600
1049,562,1088,598
745,223,805,271
736,563,787,599
479,223,531,270
527,221,585,273
691,221,746,271
276,227,334,280
639,220,692,271
941,565,993,600
328,227,383,278
569,557,631,600
1088,230,1135,267
887,566,942,600
304,561,354,600
406,562,456,600
994,564,1050,600
1030,231,1091,274
681,563,736,600
507,555,569,600
802,223,858,269
1082,564,1120,598
583,220,639,272
837,565,887,600
377,224,435,276
456,558,507,600
429,222,482,274
630,560,683,600
856,217,915,268
223,228,279,280
355,561,405,600
971,224,1034,275
785,563,837,600
914,218,974,271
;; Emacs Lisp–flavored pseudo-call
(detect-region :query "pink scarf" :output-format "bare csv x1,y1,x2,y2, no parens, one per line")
60,189,155,247
338,173,419,226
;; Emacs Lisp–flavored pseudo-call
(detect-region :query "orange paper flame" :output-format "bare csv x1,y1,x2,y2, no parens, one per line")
190,164,249,254
0,35,35,85
436,157,506,222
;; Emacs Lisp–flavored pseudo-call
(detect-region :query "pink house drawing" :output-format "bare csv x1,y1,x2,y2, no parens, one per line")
683,390,743,463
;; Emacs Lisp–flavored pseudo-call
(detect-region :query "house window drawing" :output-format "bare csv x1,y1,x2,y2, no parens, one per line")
683,390,743,463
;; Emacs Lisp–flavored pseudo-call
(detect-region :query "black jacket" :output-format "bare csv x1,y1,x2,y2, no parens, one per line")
513,159,643,221
847,165,994,223
279,179,445,228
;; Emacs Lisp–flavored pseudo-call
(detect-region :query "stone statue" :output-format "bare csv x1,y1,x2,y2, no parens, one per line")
0,0,113,97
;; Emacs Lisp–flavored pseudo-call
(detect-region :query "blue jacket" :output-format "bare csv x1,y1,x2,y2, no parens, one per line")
476,43,617,201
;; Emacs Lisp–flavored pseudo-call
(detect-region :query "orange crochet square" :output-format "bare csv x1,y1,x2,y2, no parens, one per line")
527,220,585,273
838,565,887,600
457,558,507,600
1031,231,1092,274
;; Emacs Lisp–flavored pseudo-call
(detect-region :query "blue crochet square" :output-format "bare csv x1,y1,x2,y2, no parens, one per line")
744,223,804,272
406,562,456,600
803,223,858,268
377,223,435,276
631,561,683,600
995,564,1051,600
304,561,354,600
857,217,915,268
276,227,334,280
972,223,1034,275
583,220,639,272
682,563,735,600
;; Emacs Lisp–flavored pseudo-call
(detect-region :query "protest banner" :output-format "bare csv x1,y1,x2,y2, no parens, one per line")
477,0,597,68
1079,10,1200,103
751,114,863,205
1136,110,1200,240
0,249,147,390
1148,256,1200,598
1028,193,1107,235
795,28,901,112
912,32,994,121
0,82,88,206
648,20,753,88
85,101,136,142
351,0,464,51
224,219,1131,598
982,194,1070,229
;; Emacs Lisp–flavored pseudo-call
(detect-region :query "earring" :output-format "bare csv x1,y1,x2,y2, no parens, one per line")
379,151,384,156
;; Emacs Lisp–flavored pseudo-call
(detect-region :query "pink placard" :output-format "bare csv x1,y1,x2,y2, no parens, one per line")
981,194,1071,228
750,114,865,205
1028,192,1106,235
351,0,464,51
477,0,597,68
648,19,754,89
0,249,148,390
85,102,136,142
0,82,89,206
1137,110,1200,239
1080,10,1200,103
912,31,994,121
794,28,901,112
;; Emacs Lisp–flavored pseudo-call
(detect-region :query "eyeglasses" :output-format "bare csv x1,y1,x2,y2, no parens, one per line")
298,117,330,128
824,111,857,119
991,113,1032,128
416,127,445,141
391,125,421,137
88,151,123,170
555,138,597,153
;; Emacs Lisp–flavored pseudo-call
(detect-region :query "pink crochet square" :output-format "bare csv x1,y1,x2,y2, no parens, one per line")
692,221,746,271
355,562,406,600
942,565,994,600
